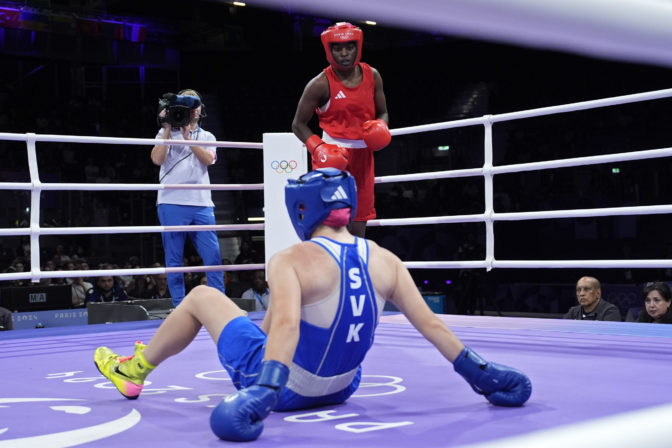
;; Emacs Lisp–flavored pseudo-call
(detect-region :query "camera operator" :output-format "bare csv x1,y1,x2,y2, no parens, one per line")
150,88,225,307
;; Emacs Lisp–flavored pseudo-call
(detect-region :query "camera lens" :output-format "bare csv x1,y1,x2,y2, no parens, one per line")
172,110,185,121
167,106,191,128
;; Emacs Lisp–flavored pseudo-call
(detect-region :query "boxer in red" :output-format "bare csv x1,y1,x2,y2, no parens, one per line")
292,22,391,238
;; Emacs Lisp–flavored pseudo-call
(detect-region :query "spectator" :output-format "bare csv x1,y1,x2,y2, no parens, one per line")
70,276,93,308
4,258,28,287
126,274,153,299
54,244,71,267
232,268,254,300
148,273,172,300
0,306,12,331
222,264,246,299
119,257,140,290
638,281,672,324
78,260,92,285
85,276,130,303
101,264,126,293
150,88,225,306
39,263,54,286
563,276,621,321
241,270,270,311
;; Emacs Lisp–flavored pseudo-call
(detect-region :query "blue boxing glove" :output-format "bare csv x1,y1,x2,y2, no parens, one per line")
210,360,289,441
453,347,531,407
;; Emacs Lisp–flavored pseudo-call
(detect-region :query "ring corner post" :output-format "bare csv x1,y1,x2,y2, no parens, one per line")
262,133,308,267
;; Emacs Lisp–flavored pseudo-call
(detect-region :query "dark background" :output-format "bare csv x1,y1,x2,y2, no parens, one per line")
2,0,672,316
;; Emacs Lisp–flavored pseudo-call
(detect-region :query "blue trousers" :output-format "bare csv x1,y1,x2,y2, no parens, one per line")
157,204,225,306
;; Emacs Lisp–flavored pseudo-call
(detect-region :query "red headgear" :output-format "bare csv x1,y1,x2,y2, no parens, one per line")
320,22,363,71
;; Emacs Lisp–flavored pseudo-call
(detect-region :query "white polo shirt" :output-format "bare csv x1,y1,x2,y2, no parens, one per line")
242,287,270,311
155,127,217,207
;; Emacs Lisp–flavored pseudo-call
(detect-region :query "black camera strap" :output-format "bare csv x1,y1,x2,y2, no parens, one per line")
158,126,202,183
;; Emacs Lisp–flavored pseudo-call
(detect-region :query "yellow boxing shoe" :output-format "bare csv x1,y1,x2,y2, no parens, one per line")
94,341,155,399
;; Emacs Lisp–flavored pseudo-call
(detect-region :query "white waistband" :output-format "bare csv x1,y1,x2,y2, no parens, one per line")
322,132,367,149
286,362,359,397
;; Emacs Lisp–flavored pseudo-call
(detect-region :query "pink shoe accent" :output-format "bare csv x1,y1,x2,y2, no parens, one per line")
122,382,144,397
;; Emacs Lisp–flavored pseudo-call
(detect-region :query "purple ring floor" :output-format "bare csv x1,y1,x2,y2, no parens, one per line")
1,313,672,447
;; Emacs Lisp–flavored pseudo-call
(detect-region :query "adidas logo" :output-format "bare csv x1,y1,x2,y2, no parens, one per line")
335,90,346,99
331,186,348,200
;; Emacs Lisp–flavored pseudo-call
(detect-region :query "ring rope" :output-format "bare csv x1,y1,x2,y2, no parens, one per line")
0,182,264,191
1,87,672,282
0,132,263,148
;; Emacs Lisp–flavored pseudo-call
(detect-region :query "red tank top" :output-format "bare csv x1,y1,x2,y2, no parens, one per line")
317,63,375,140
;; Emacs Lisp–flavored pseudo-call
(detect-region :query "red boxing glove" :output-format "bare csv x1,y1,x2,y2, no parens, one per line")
362,119,391,151
305,135,325,156
313,143,349,170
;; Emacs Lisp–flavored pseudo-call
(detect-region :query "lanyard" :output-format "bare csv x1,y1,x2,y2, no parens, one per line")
254,289,269,310
158,126,201,182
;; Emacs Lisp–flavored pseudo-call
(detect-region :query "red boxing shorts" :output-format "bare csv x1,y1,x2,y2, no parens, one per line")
346,147,376,221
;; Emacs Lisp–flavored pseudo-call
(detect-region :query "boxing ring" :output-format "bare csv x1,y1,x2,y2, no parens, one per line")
2,87,672,447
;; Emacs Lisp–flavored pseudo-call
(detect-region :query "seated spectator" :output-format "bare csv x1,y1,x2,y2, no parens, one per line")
241,270,270,311
119,256,141,290
70,276,93,308
638,281,672,324
563,276,621,321
78,260,92,284
39,263,54,286
147,273,172,300
231,267,254,299
0,306,12,331
224,274,246,298
185,271,203,293
5,258,28,287
54,244,71,267
126,274,152,299
85,275,130,303
221,258,244,298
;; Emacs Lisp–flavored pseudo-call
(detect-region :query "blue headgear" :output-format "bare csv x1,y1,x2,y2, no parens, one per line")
285,168,357,241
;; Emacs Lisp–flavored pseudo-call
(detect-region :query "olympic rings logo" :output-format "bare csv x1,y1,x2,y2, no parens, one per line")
352,375,406,397
271,160,298,174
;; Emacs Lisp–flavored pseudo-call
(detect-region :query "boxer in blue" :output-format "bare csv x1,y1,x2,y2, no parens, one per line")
94,168,532,442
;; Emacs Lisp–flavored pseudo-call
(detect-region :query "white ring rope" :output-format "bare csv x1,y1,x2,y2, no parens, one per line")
375,146,672,184
0,183,264,191
1,87,672,282
2,224,265,237
368,204,672,227
389,87,672,136
0,132,263,148
0,263,267,283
